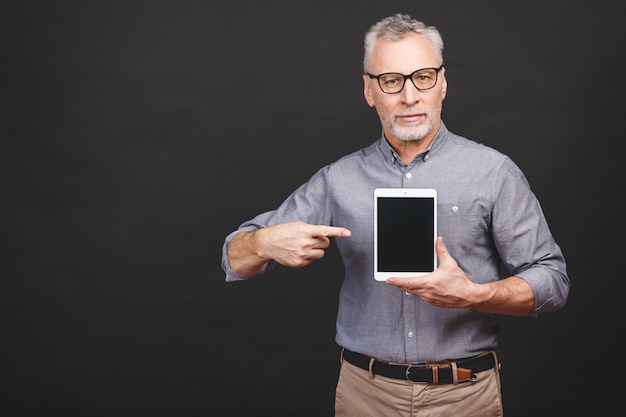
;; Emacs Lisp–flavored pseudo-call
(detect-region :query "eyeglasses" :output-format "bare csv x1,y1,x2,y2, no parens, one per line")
366,65,444,94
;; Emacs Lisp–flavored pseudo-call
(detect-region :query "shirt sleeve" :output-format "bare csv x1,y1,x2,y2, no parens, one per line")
491,157,570,316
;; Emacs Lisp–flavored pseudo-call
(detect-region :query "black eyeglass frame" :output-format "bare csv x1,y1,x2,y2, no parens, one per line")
366,65,445,94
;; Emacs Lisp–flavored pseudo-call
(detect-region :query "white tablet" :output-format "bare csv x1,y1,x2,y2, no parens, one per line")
374,188,437,281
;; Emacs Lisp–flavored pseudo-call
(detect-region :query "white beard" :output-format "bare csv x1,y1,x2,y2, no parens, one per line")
386,117,435,142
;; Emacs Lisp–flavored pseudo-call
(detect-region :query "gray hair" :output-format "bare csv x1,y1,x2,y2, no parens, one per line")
363,13,444,72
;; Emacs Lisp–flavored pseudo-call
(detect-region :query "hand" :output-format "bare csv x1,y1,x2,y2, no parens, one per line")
385,236,478,308
256,221,352,268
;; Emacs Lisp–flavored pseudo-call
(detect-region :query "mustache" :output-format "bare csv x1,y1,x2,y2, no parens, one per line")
396,108,425,117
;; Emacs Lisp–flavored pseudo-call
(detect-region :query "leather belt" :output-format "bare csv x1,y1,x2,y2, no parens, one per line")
342,348,497,384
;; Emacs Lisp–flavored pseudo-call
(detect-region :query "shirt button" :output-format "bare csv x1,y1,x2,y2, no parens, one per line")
406,172,412,179
452,205,459,212
407,331,414,338
405,291,411,296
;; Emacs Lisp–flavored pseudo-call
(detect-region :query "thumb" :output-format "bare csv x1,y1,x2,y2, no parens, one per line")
436,236,454,264
436,236,448,255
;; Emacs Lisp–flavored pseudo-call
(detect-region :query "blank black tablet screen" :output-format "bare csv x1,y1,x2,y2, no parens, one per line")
377,196,435,272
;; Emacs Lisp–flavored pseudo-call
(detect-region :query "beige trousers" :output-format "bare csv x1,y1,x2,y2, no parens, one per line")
334,357,503,417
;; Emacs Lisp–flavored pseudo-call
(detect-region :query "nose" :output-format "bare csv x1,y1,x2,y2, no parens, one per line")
400,78,421,104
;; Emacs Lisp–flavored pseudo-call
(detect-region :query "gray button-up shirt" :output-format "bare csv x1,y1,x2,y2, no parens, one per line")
221,123,569,364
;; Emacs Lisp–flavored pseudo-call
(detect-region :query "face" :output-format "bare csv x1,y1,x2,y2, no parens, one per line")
363,32,447,143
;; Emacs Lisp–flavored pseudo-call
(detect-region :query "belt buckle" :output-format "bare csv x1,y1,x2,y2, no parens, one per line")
405,364,435,384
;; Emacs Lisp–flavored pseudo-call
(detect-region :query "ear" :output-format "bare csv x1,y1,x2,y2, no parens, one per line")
440,68,448,101
363,74,376,107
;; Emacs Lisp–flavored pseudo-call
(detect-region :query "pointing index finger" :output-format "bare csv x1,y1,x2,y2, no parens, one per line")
316,225,352,238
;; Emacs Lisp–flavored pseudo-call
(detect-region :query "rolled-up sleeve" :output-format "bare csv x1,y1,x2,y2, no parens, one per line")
221,225,278,282
492,158,570,316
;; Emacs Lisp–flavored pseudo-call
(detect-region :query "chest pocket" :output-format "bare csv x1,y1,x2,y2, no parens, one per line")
437,202,485,257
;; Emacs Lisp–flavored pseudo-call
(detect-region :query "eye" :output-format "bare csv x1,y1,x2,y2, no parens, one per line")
412,69,437,87
381,75,402,86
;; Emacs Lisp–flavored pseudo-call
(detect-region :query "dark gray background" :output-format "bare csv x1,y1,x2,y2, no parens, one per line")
3,1,625,415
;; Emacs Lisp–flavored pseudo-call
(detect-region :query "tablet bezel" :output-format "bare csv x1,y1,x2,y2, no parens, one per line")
373,187,437,281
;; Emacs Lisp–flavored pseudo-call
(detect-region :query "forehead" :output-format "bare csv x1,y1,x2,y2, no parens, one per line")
369,32,440,73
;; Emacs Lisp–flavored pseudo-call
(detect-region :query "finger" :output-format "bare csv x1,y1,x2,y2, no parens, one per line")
436,236,448,256
314,225,352,238
386,276,422,291
436,236,457,267
312,236,331,250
